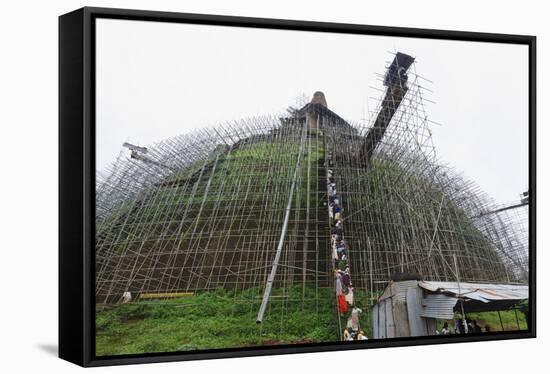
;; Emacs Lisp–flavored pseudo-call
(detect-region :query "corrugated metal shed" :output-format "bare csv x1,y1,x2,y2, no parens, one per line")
372,280,529,339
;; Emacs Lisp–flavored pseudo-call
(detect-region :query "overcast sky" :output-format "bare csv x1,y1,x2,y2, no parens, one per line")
96,18,529,204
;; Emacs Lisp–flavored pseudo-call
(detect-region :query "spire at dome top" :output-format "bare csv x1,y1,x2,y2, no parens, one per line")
311,91,327,108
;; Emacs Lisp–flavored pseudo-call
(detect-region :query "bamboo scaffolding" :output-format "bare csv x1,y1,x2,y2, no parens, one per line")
95,54,528,342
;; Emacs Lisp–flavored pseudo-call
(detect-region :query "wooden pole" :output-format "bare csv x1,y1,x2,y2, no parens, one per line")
256,120,307,323
498,310,504,331
302,128,311,308
453,254,466,333
514,309,521,329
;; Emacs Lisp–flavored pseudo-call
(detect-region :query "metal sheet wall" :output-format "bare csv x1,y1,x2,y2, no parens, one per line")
372,304,379,339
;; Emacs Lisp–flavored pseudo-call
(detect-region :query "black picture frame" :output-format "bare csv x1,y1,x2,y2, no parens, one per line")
59,6,537,367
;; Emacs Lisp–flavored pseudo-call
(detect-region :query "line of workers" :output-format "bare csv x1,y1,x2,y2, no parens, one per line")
326,154,368,341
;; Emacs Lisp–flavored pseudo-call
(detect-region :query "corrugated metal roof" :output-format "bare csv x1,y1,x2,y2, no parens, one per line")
418,281,528,303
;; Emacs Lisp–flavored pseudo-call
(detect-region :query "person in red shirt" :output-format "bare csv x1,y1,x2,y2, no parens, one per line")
338,293,348,313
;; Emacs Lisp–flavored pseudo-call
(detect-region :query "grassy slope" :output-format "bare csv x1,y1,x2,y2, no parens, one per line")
96,131,334,356
464,310,528,331
96,285,337,356
435,310,528,332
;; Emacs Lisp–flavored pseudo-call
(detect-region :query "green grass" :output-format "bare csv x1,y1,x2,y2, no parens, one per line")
467,310,528,331
96,285,338,356
435,309,528,333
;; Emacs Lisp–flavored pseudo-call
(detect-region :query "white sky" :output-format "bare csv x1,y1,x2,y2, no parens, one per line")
96,18,529,204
